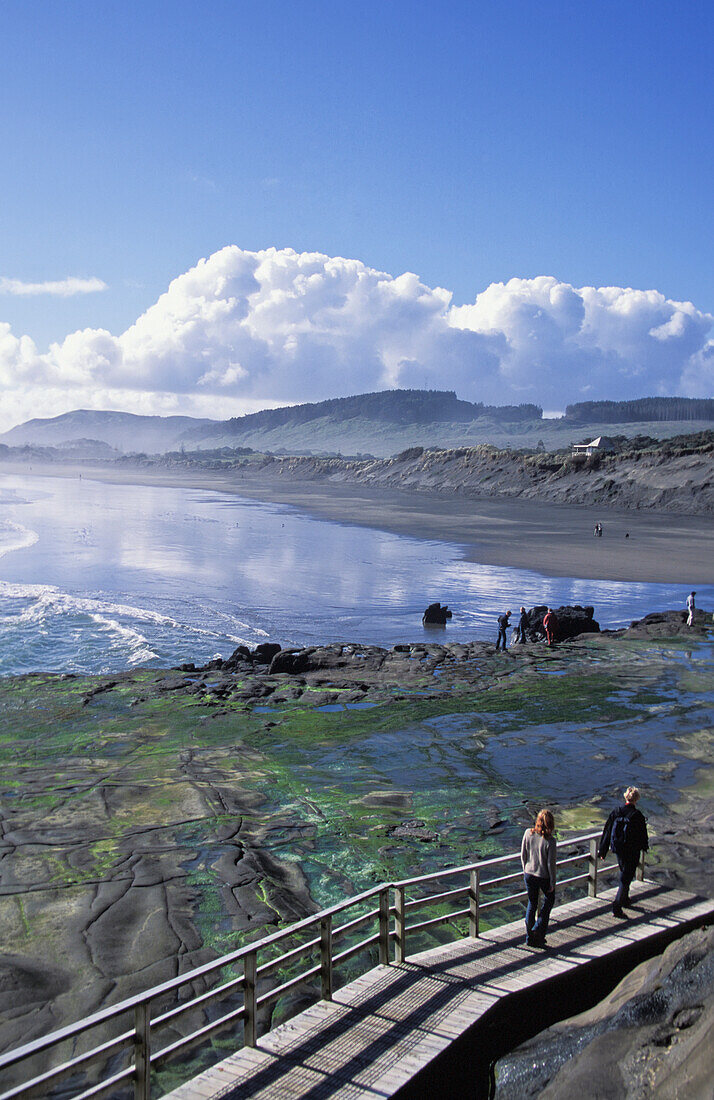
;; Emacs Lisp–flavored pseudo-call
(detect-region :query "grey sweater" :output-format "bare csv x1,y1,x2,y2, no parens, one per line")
521,829,557,891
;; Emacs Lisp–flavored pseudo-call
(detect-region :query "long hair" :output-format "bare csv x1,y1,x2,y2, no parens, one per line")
531,809,555,837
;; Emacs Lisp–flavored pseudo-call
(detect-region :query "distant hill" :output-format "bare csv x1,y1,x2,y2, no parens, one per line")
3,391,714,461
0,410,217,454
178,390,714,456
186,390,542,435
179,390,543,454
0,392,544,458
0,438,119,463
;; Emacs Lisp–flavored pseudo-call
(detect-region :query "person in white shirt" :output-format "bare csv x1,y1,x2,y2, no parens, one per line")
686,591,696,627
520,809,556,947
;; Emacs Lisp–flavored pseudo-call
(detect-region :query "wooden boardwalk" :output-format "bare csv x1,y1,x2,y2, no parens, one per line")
165,881,714,1099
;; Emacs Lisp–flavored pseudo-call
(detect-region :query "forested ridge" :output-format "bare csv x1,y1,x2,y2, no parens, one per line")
192,390,543,436
565,397,714,423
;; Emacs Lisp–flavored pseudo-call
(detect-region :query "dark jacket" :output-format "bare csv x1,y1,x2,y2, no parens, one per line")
497,613,510,631
519,611,529,636
598,802,649,859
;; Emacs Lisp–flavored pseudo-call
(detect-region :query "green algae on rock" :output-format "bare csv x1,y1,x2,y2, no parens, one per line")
0,620,712,1076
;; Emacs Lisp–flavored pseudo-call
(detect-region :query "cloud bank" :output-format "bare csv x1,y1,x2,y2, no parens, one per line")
0,246,711,432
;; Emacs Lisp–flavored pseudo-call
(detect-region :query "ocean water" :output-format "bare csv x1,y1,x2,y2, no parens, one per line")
0,472,711,677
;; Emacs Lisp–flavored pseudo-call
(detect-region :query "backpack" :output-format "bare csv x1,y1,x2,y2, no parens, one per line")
610,809,633,856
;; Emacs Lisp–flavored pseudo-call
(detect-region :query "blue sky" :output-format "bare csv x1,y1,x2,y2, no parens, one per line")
0,1,712,428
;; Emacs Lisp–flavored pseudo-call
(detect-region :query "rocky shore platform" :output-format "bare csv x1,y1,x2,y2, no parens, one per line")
0,609,712,1092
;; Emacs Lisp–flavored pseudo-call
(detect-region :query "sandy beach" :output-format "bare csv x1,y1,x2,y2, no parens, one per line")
8,461,714,585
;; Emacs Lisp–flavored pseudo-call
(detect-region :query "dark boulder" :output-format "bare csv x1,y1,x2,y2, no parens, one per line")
223,645,252,669
626,609,710,638
252,643,281,665
422,602,453,625
494,926,714,1099
522,604,600,643
270,644,388,675
269,648,314,675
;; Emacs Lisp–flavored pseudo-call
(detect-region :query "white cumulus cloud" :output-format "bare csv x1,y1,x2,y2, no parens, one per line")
0,246,711,434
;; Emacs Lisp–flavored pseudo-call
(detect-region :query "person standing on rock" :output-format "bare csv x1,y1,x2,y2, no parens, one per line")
686,591,696,627
516,606,529,644
598,786,649,918
543,608,557,646
521,809,557,947
496,610,512,651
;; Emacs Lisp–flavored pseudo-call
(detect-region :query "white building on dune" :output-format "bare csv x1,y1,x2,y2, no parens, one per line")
572,435,616,456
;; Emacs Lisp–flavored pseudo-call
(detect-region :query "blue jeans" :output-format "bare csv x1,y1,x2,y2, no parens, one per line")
615,854,639,910
524,873,555,941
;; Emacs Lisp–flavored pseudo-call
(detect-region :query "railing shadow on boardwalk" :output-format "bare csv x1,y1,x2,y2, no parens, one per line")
195,883,710,1100
2,833,711,1100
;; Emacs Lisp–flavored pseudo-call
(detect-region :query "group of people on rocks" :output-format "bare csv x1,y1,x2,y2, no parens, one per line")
498,590,702,650
521,787,650,947
496,606,558,650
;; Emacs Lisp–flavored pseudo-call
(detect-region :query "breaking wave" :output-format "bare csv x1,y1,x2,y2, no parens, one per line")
0,581,264,676
0,520,39,560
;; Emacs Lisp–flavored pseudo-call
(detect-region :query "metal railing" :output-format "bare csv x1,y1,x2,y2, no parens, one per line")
0,832,642,1100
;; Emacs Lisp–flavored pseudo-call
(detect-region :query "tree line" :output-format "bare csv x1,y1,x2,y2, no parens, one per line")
565,397,714,423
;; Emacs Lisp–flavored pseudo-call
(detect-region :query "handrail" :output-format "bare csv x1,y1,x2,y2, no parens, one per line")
0,831,635,1100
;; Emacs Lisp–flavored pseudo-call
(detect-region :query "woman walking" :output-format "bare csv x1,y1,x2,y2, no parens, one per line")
521,809,557,947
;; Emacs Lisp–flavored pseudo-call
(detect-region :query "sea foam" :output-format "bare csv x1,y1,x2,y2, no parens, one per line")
0,520,39,560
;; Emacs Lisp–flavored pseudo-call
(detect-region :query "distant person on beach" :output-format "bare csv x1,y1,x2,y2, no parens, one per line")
516,606,529,644
496,610,512,651
543,608,557,646
593,522,602,537
687,591,696,627
598,787,649,918
521,809,556,947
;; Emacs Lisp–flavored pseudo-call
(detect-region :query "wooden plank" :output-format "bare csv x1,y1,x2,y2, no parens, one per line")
163,884,714,1100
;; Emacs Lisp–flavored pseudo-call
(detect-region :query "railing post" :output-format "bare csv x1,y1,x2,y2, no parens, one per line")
636,850,645,882
378,886,391,965
243,951,257,1048
394,885,406,963
588,838,599,897
469,869,480,937
320,915,333,1000
133,1001,151,1100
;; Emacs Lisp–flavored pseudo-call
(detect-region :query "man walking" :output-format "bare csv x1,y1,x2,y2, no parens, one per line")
687,591,696,627
598,786,649,918
496,610,512,651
